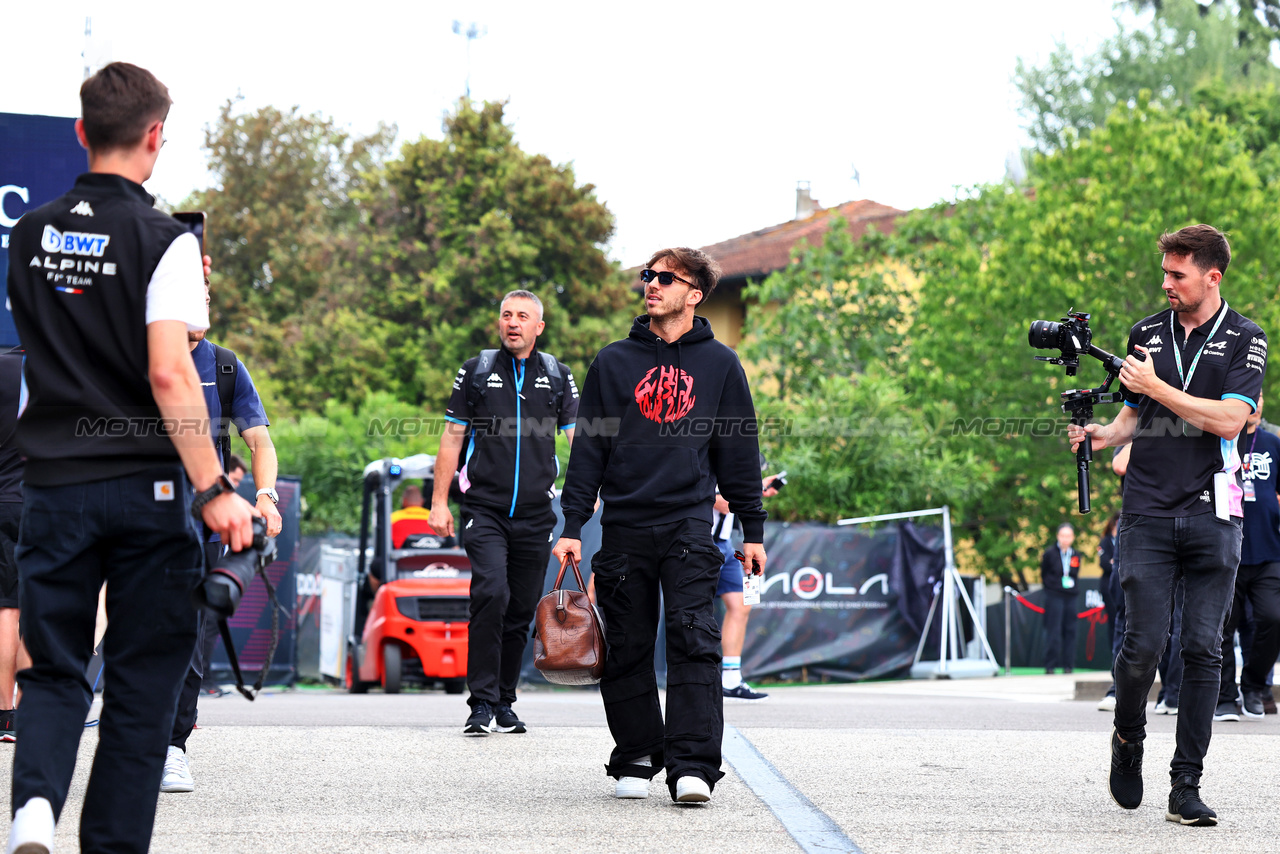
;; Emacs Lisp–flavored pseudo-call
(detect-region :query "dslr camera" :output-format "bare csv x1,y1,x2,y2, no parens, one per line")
1028,310,1098,376
191,516,277,619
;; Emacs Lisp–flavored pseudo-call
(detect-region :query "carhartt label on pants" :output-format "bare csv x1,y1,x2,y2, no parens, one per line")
154,481,175,501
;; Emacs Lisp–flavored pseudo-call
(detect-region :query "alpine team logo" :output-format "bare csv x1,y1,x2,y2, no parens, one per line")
634,366,696,423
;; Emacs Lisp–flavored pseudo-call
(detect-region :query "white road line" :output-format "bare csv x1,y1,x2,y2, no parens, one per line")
723,725,864,854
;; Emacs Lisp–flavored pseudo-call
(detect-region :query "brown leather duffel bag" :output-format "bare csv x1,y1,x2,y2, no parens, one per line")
532,554,607,685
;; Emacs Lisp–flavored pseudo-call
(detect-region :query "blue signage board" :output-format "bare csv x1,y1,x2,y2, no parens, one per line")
0,114,85,347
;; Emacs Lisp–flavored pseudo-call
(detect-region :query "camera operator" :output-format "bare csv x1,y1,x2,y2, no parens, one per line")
3,62,255,853
1068,224,1265,827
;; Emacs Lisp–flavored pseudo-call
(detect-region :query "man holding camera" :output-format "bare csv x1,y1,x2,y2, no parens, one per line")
553,248,767,804
429,290,578,735
4,62,256,852
1069,224,1265,827
162,296,281,793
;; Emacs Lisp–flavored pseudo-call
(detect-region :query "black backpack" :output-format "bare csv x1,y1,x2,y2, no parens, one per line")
469,349,565,415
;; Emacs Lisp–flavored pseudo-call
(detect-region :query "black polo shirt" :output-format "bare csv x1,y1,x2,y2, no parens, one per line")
1121,301,1266,517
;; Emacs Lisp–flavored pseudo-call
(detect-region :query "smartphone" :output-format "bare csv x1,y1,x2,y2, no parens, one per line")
766,471,788,492
173,211,207,257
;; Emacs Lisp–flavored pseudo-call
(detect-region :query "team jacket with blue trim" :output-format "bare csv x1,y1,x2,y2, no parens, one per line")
1120,301,1267,517
6,174,190,486
444,347,579,516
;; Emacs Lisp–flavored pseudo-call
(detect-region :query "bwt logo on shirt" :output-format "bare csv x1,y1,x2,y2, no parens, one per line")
40,225,110,257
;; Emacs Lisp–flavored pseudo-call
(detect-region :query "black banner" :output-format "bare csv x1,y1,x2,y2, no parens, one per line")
741,521,942,681
985,580,1113,671
206,475,301,686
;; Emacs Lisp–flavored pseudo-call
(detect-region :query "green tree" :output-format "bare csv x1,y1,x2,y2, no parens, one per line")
184,100,396,414
353,99,634,409
1016,0,1280,152
741,217,911,399
740,217,992,527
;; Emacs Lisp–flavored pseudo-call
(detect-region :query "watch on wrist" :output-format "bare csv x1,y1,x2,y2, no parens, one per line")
191,473,235,520
256,487,279,505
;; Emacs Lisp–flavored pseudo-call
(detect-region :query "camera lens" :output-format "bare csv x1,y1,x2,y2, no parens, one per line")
1028,320,1062,350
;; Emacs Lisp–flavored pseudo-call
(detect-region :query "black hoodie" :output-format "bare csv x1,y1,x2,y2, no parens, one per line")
560,315,766,541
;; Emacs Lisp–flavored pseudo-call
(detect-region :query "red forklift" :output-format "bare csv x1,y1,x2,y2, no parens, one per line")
346,455,471,694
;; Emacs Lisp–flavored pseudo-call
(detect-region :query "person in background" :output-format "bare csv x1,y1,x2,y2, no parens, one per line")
1214,394,1280,721
391,484,435,548
1041,523,1081,674
0,346,25,742
713,475,779,702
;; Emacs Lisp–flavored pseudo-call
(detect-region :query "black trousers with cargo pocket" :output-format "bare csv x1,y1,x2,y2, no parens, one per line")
593,518,726,797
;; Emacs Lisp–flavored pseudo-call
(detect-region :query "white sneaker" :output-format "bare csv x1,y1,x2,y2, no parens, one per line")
1154,700,1178,716
6,796,54,854
1097,695,1116,712
615,777,650,799
160,745,194,793
674,776,711,803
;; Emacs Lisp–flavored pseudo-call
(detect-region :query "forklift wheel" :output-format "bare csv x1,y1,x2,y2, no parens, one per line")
346,651,369,695
383,644,402,694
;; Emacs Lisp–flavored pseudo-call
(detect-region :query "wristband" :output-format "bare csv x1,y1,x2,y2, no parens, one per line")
191,474,235,520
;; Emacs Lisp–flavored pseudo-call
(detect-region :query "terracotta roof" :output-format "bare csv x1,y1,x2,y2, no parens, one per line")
700,199,906,282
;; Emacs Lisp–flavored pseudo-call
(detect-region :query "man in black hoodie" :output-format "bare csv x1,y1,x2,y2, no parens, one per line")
554,247,767,805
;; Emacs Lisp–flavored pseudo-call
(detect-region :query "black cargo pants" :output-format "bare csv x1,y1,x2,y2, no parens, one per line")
593,518,726,798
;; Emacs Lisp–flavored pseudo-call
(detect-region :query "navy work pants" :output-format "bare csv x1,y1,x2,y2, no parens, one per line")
12,465,202,853
1042,592,1079,671
461,502,556,708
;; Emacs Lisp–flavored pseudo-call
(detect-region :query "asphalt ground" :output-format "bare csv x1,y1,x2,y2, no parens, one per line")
6,672,1280,853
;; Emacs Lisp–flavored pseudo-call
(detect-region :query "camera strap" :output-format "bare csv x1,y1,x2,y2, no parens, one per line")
217,559,288,701
1171,300,1228,392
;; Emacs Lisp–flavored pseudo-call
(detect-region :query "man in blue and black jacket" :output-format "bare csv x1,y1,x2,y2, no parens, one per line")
430,290,579,736
554,247,767,806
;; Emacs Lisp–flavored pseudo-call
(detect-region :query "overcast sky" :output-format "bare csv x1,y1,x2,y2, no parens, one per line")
4,1,1129,264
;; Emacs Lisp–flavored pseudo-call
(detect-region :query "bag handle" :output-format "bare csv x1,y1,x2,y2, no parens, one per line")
551,553,589,594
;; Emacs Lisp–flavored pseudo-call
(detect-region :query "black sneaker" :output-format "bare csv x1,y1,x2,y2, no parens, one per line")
463,701,493,736
1241,689,1266,719
1108,729,1143,809
723,684,769,701
1213,701,1241,722
493,704,526,733
1166,775,1218,826
0,709,13,743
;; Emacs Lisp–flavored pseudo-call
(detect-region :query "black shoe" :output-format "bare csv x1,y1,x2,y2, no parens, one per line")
1242,689,1266,719
1108,729,1143,809
463,701,494,736
0,708,13,743
493,704,526,733
1166,775,1218,826
1213,701,1241,722
1063,666,1074,673
723,683,769,701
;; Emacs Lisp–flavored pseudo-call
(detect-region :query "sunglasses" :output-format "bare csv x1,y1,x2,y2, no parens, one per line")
640,268,695,287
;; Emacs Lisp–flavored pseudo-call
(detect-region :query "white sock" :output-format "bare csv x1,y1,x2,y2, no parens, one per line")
722,657,742,690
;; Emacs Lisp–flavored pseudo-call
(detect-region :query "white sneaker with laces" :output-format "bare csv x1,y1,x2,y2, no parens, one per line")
6,796,54,854
160,745,194,793
1097,695,1116,712
675,776,711,803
